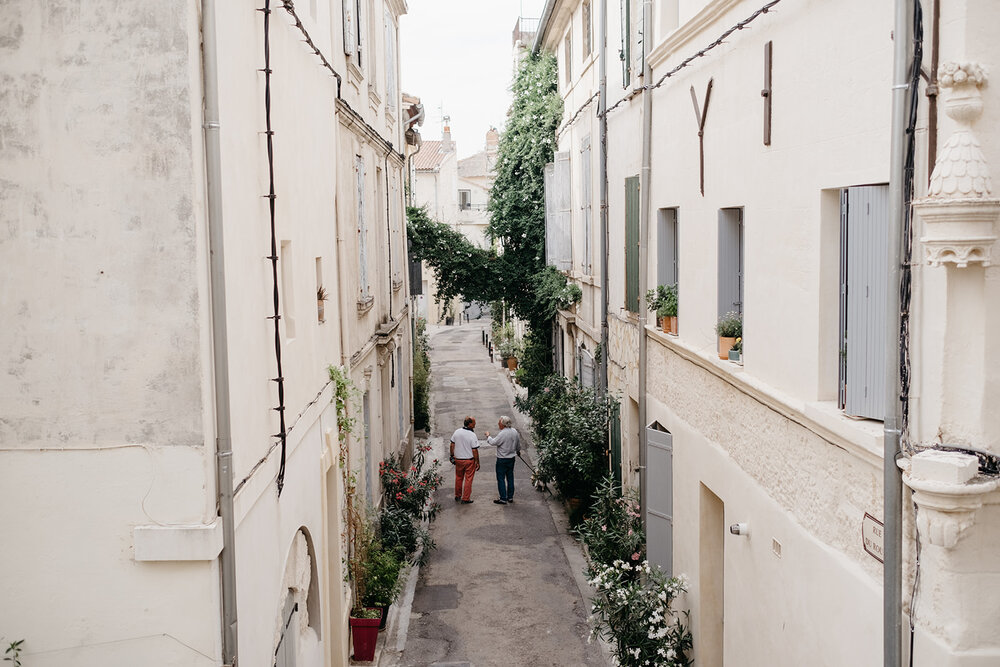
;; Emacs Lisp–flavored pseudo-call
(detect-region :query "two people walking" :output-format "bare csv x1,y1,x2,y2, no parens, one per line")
449,415,521,505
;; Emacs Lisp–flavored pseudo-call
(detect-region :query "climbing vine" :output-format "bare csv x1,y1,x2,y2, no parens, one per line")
406,205,497,306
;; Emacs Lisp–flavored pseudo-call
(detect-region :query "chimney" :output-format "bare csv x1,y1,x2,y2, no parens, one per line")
442,116,455,152
486,127,499,152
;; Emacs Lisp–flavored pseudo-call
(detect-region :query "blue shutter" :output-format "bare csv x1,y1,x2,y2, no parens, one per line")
844,185,888,420
646,424,673,576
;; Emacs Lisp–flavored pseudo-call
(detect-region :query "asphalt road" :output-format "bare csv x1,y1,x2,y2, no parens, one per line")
380,321,607,667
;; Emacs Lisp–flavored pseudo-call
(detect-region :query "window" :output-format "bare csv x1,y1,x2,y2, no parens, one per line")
839,185,888,420
625,175,640,312
581,138,593,275
458,189,472,210
582,1,592,57
717,208,743,318
657,208,678,287
356,155,369,297
564,34,572,84
280,240,296,339
315,257,325,323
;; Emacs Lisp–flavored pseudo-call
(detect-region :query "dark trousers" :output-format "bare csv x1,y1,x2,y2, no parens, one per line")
495,457,515,501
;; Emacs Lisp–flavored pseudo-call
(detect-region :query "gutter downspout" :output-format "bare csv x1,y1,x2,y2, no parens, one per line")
598,0,610,397
885,0,912,664
201,0,238,664
637,0,652,521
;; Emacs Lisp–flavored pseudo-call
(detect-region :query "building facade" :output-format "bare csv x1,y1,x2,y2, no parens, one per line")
538,0,1000,665
0,1,410,665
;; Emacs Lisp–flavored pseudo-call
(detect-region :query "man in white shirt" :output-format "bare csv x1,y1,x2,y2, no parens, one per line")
450,416,481,504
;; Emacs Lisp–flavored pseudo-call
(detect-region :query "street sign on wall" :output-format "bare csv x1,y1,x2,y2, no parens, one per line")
862,513,884,563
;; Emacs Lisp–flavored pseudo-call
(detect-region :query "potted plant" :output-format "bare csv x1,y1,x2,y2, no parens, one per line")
362,543,403,630
728,336,742,363
716,311,742,360
317,286,328,322
347,502,382,661
646,284,678,334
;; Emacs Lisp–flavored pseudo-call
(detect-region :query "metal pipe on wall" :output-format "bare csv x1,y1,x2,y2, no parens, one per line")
637,0,652,525
885,0,913,664
201,0,238,664
598,0,609,396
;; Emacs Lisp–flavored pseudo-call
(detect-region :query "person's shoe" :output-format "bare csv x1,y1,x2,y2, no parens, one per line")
455,496,461,502
506,498,514,504
461,499,474,504
493,499,507,505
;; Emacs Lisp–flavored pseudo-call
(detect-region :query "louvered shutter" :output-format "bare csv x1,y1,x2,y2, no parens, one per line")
844,185,888,419
545,153,573,270
646,425,673,576
581,139,593,274
342,0,356,56
356,155,368,296
625,176,640,311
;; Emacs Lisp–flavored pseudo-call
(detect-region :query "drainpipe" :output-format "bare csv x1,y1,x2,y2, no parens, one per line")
885,0,912,665
637,0,652,520
598,0,609,397
201,0,238,664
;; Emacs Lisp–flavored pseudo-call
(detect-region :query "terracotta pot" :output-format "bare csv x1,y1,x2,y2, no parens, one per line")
660,317,670,334
668,316,677,335
507,357,518,371
317,299,325,322
718,336,736,359
350,610,382,661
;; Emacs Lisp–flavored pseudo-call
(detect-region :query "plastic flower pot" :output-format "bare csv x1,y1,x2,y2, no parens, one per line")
350,610,382,661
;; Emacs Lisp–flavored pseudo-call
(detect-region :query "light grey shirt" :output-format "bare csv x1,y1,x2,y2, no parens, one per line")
487,427,520,459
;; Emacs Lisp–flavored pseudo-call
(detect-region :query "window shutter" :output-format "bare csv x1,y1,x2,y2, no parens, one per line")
384,11,397,109
717,208,743,317
646,425,673,576
356,156,368,296
657,208,677,287
844,185,888,420
581,348,595,388
581,139,593,274
343,0,356,56
545,152,573,271
625,176,640,311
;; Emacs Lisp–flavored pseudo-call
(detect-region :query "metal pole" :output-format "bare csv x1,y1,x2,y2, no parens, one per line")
637,0,652,525
598,0,609,397
885,0,912,664
201,1,238,664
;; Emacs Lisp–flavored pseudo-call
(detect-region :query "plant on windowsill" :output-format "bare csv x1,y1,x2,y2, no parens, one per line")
646,284,678,334
317,286,328,322
728,336,743,364
716,311,742,360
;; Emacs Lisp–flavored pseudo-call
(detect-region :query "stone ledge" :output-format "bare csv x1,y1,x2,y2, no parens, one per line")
133,521,222,562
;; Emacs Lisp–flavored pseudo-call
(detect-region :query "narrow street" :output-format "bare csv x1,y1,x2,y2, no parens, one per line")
382,321,607,667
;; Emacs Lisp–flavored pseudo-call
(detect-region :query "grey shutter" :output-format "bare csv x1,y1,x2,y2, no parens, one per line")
581,349,595,388
581,139,593,274
544,153,572,270
657,208,677,286
717,208,743,317
342,0,356,56
646,424,673,576
275,595,298,667
356,156,369,296
384,11,397,109
625,176,640,311
363,391,372,503
844,185,888,420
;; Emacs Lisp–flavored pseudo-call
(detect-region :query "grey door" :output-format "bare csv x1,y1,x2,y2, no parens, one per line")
841,185,888,420
646,423,673,576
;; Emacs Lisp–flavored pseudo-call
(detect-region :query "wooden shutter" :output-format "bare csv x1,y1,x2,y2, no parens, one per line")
581,348,595,388
384,10,397,109
545,152,572,271
610,406,622,486
356,155,368,296
717,208,743,317
625,176,640,312
657,208,678,286
581,139,593,274
342,0,356,56
646,424,673,576
843,185,888,420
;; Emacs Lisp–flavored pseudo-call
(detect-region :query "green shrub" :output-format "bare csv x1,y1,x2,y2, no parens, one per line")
379,506,434,567
576,477,645,574
360,544,403,607
412,317,431,431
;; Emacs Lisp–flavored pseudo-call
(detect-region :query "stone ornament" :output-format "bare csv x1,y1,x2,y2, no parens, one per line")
915,61,999,267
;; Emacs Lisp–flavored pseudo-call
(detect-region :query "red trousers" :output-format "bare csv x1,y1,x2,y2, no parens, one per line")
454,459,477,501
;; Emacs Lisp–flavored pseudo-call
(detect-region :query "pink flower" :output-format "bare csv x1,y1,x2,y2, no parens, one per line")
631,552,640,560
601,525,607,532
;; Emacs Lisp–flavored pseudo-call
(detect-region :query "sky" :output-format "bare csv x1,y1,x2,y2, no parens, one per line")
400,0,547,160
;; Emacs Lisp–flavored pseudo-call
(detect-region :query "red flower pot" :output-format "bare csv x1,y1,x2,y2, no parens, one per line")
350,611,381,662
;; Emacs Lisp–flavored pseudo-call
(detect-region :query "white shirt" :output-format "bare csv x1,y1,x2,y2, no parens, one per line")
450,427,479,459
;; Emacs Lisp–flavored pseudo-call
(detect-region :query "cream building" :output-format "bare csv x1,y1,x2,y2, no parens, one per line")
537,0,1000,665
0,1,410,666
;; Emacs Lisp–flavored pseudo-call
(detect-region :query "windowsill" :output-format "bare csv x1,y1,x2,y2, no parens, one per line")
368,85,382,111
645,324,884,468
357,294,375,314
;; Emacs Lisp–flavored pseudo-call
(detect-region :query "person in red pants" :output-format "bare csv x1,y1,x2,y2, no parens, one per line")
450,416,481,503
